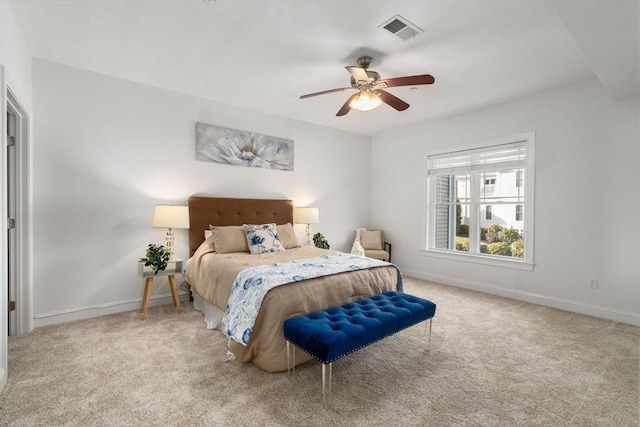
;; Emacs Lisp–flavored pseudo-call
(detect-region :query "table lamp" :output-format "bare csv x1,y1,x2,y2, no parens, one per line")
152,205,190,260
294,207,319,246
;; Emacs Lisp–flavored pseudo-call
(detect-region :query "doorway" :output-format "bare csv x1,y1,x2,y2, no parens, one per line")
6,88,31,336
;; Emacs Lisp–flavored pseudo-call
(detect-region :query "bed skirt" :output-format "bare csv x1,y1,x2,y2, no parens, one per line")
192,288,225,330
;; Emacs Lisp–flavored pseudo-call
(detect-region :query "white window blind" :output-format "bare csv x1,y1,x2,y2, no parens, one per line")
427,141,527,176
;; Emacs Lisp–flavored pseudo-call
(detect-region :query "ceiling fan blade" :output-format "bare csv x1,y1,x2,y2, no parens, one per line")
345,66,369,83
377,89,410,111
300,87,353,99
336,93,358,116
379,74,435,88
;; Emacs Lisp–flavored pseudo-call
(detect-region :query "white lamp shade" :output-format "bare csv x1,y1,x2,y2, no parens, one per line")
294,207,320,224
152,205,190,229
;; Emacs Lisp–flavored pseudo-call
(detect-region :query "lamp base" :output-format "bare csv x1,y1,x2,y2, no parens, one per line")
165,228,175,260
305,224,313,246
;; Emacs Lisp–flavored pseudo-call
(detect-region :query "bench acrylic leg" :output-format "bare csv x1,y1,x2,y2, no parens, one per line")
322,362,333,398
425,318,433,350
286,341,291,373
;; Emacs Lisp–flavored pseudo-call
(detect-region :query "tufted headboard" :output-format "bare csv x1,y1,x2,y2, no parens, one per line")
188,196,294,256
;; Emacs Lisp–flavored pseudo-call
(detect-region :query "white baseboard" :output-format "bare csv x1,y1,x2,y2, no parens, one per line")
402,268,640,326
32,292,191,328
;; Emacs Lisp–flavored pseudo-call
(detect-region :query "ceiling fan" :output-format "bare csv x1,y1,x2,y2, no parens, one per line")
300,55,435,116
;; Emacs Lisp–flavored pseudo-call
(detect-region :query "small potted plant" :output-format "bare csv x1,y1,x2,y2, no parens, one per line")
139,244,171,275
312,232,330,250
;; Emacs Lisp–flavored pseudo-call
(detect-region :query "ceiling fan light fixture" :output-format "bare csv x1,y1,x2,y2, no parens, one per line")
349,91,382,112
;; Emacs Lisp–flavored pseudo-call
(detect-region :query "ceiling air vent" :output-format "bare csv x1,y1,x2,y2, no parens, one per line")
379,14,423,41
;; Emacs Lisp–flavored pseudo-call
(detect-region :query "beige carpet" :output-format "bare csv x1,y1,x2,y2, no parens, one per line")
1,277,638,426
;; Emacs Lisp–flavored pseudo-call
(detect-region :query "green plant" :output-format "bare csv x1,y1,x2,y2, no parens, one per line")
140,244,171,275
485,224,502,243
480,227,488,241
510,240,524,258
487,242,512,256
485,224,503,243
455,236,469,252
312,232,330,250
501,227,521,245
487,224,503,234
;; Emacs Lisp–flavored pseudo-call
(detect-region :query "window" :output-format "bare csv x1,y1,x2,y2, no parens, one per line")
424,133,535,269
515,204,523,221
485,205,492,220
483,176,496,194
515,170,524,188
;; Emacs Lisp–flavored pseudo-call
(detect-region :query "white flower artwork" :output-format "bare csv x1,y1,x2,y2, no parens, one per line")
196,122,294,171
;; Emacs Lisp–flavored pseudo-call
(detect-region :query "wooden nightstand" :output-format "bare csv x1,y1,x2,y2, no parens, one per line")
138,259,183,320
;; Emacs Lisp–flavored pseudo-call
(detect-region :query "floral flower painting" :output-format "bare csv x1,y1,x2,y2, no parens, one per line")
196,122,294,171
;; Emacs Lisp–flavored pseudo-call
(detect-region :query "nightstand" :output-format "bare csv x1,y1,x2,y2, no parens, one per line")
138,259,183,320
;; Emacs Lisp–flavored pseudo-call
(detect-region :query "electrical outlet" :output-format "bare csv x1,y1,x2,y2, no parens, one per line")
588,277,598,289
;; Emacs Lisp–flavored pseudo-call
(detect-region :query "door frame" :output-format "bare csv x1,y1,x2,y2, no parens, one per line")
6,86,31,336
0,65,32,393
0,65,6,392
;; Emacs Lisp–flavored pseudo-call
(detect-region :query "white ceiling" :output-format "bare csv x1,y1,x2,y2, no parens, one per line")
8,0,639,137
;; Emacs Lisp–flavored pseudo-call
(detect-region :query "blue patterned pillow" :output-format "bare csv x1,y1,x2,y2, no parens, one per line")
244,223,285,254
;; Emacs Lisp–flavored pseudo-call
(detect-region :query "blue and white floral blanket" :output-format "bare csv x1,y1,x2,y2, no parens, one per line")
223,254,403,345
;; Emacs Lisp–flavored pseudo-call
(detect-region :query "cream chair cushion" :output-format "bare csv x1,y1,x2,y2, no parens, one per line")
360,230,383,250
364,249,389,262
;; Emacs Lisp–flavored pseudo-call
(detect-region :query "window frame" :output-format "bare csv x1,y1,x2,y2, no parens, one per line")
422,132,535,271
485,205,493,220
515,204,524,221
515,170,524,188
483,176,497,195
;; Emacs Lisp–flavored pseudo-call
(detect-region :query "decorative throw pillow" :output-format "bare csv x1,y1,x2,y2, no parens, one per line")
276,223,300,249
244,223,285,254
210,225,250,254
204,228,216,252
360,230,383,250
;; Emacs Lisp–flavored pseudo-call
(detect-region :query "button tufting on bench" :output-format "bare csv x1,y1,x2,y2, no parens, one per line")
284,291,436,365
284,291,437,397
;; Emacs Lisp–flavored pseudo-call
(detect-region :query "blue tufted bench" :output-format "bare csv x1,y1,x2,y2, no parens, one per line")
283,291,436,395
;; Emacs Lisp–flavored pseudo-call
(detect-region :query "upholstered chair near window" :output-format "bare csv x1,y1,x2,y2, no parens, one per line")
351,228,392,262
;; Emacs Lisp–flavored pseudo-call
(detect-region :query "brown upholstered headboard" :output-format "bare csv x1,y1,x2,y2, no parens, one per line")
188,196,294,256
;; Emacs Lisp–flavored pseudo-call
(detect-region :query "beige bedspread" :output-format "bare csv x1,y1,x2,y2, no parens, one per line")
187,238,400,372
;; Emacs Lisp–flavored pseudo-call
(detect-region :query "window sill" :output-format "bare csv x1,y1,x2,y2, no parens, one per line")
420,249,535,271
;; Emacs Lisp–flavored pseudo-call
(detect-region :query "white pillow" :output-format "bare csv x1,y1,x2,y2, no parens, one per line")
244,223,285,254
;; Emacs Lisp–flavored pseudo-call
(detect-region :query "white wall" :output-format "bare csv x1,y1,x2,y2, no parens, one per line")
0,1,32,112
32,59,372,326
371,78,640,325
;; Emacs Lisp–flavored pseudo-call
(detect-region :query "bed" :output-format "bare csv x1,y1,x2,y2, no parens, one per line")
186,196,402,372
